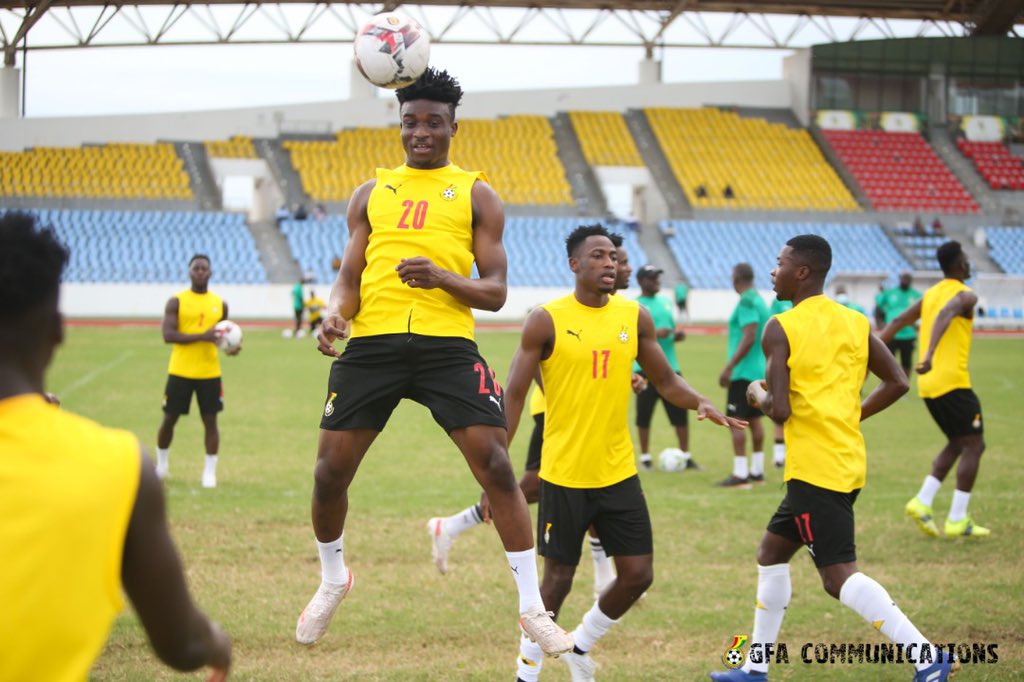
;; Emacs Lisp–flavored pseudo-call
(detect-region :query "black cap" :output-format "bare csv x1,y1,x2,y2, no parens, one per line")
636,265,663,281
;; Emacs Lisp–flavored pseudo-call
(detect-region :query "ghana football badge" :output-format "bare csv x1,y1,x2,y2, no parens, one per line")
722,635,748,669
324,391,337,417
441,185,457,201
618,325,629,343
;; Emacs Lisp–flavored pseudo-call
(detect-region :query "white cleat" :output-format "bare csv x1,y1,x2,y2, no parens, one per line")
563,651,598,681
295,571,354,645
427,517,454,575
201,470,217,488
519,605,574,657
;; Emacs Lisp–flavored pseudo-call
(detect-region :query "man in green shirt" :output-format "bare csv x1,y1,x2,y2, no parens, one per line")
876,272,922,378
634,265,700,472
718,263,770,488
291,278,305,338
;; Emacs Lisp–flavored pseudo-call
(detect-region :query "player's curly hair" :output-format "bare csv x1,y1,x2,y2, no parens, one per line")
396,67,464,117
786,234,832,277
0,211,69,322
565,223,613,258
936,240,963,275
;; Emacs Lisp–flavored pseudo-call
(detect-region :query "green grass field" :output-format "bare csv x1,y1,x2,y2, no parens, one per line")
50,326,1023,681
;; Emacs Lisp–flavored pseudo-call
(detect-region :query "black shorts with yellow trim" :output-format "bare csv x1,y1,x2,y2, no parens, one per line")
537,474,652,566
163,375,223,416
319,334,506,433
766,478,860,568
924,388,983,440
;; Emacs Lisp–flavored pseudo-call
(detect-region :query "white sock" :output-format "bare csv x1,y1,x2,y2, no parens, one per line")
948,489,971,523
156,447,170,470
572,602,618,653
750,451,765,477
506,548,544,613
516,634,544,681
316,534,348,585
590,537,615,593
742,564,791,674
839,572,932,672
204,454,218,475
773,441,786,464
446,505,484,539
732,455,749,479
917,475,943,507
639,452,652,465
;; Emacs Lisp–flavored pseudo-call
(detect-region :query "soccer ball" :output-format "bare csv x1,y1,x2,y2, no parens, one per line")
658,448,685,472
353,12,430,89
214,320,243,353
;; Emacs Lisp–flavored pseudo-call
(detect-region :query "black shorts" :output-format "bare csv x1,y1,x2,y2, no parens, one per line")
766,479,860,568
924,388,984,440
635,374,688,428
320,334,506,433
524,413,544,472
163,375,223,416
537,475,652,565
886,339,915,371
727,379,764,420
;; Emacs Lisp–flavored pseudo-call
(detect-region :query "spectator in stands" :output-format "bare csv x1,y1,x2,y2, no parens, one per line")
293,204,308,221
723,184,735,200
275,204,290,227
625,212,640,233
931,218,944,236
0,212,232,682
313,203,327,221
695,184,708,198
877,273,922,379
913,216,926,235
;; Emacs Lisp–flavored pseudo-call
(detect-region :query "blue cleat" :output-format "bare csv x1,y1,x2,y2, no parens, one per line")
913,656,960,681
709,670,767,682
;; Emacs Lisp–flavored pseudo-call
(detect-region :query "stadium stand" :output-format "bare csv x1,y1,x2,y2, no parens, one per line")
205,136,259,159
2,208,267,283
821,129,979,214
282,214,646,288
891,232,947,271
644,108,859,211
283,116,572,206
568,111,645,167
956,139,1024,190
659,220,912,290
987,226,1024,275
0,143,192,200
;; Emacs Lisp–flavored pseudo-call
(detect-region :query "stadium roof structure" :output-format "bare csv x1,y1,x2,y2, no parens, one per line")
2,0,1021,66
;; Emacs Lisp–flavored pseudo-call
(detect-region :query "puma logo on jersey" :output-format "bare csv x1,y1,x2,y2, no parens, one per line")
384,183,401,194
566,329,582,341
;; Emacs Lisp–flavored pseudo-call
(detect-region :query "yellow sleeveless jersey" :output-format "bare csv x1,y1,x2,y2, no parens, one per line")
918,279,973,399
776,295,869,493
167,289,223,379
351,163,485,340
528,385,546,417
0,394,140,682
539,293,639,488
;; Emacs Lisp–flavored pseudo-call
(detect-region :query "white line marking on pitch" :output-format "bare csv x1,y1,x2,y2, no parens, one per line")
56,350,134,398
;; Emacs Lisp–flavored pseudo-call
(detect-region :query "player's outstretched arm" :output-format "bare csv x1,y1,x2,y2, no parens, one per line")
395,180,508,312
317,181,372,358
862,332,909,421
161,298,216,345
121,450,232,679
916,290,977,375
504,308,554,445
748,317,790,424
878,298,923,345
636,307,746,429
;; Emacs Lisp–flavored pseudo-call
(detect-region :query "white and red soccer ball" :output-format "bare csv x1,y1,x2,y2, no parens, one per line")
353,12,431,89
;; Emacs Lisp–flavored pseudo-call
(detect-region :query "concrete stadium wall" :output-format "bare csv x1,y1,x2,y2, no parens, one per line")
60,283,752,323
3,80,790,151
